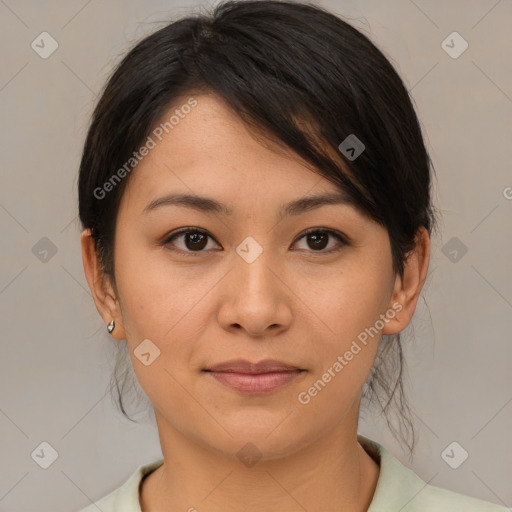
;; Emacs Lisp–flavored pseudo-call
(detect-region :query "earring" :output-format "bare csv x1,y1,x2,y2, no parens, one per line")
107,320,115,334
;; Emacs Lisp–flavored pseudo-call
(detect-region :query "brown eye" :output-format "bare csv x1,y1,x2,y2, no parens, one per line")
162,227,348,256
183,231,208,250
293,229,347,253
306,232,329,250
163,228,220,254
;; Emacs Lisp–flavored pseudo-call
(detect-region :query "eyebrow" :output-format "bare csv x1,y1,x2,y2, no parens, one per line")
142,191,357,219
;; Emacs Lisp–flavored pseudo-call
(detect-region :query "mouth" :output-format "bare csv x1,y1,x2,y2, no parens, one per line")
202,359,306,395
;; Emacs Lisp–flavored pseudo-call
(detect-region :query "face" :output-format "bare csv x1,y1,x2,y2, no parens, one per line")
87,92,417,460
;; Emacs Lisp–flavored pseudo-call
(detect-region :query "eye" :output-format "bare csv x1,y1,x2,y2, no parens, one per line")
162,228,220,255
162,227,348,256
292,228,348,253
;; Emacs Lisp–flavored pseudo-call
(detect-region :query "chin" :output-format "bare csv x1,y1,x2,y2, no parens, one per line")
199,421,310,463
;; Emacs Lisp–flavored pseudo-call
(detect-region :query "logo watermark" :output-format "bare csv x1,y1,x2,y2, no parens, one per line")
297,301,402,405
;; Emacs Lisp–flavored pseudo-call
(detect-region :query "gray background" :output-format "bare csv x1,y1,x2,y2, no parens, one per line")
0,1,511,511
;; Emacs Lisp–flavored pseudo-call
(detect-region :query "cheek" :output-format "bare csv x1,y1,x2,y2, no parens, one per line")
292,252,393,401
294,254,393,348
113,232,188,333
113,236,220,378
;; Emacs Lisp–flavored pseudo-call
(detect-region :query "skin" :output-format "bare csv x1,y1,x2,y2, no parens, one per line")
81,92,430,512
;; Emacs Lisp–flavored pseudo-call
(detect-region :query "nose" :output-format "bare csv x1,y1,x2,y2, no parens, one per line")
217,249,293,338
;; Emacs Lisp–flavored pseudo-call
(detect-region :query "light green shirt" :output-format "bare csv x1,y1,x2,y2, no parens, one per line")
78,434,509,511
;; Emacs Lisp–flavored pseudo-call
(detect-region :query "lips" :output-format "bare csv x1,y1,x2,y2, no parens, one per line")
203,359,306,394
204,358,303,374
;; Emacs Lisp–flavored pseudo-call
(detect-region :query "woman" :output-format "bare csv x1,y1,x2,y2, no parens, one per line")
77,1,508,510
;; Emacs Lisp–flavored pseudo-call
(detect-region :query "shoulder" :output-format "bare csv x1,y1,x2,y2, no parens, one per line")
358,435,509,512
78,488,118,512
76,458,164,512
411,483,510,512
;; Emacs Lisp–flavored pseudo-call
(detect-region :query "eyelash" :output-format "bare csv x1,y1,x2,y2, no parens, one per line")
161,227,349,257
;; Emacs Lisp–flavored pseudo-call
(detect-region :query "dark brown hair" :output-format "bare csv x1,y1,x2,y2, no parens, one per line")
78,0,439,456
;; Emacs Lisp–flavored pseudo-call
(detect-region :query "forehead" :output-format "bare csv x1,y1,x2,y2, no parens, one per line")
120,93,364,218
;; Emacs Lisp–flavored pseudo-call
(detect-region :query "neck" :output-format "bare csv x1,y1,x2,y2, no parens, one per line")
140,410,380,512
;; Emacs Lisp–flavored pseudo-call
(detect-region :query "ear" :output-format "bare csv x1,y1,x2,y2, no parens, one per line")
382,226,430,335
81,228,126,340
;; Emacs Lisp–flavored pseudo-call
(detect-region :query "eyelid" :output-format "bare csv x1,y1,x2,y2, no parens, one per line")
298,227,348,243
161,227,220,257
161,226,349,255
